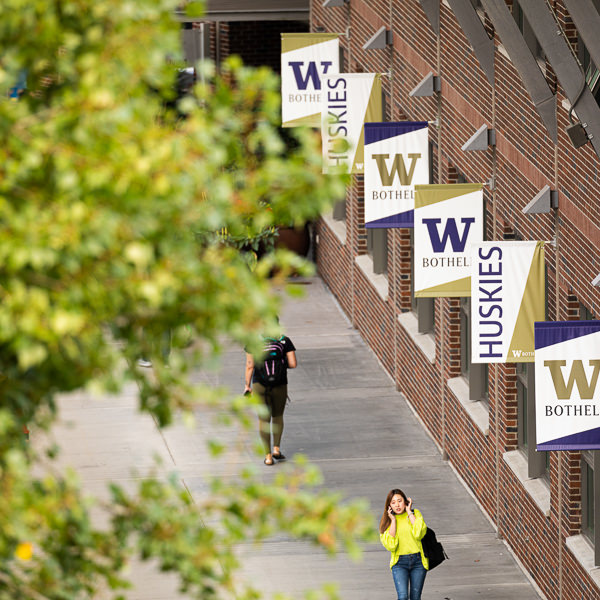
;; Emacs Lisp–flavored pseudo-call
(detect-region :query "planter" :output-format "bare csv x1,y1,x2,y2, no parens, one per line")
275,224,311,257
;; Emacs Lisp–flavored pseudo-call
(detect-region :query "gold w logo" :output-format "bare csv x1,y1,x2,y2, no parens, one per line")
544,360,600,400
372,153,421,186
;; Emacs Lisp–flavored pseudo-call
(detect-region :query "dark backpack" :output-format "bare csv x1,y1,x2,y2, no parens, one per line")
255,337,287,386
421,526,448,570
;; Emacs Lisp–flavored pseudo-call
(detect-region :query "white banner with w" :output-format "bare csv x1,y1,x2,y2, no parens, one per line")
281,33,339,127
414,184,483,297
536,321,600,450
364,122,429,228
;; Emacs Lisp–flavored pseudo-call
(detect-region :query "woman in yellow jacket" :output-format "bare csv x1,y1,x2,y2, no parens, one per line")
379,488,428,600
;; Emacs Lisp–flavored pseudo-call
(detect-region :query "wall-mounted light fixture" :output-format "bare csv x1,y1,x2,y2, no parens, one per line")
522,185,559,215
565,74,589,149
566,122,589,149
362,26,393,50
409,72,441,97
461,124,496,152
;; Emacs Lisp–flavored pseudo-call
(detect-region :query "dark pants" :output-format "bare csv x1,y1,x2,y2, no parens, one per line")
253,382,287,453
391,553,427,600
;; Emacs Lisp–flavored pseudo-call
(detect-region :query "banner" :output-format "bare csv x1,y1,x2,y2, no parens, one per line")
414,184,483,297
281,33,340,128
364,122,429,228
322,73,382,174
471,241,545,363
535,321,600,450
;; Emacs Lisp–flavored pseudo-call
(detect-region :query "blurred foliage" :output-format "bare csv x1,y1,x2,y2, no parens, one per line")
0,0,373,599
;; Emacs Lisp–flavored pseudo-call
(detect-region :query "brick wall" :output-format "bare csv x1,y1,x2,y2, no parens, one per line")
313,1,600,599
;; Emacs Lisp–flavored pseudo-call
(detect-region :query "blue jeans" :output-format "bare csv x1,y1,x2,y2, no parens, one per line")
391,553,427,600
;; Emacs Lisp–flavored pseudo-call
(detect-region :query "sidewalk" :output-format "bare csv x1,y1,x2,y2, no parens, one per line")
45,277,543,600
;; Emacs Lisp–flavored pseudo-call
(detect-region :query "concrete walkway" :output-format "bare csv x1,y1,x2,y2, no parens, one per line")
42,277,543,599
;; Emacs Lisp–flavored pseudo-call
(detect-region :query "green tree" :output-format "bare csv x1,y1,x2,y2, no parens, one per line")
0,1,373,598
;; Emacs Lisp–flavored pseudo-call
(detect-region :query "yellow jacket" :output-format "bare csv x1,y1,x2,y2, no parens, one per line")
380,509,429,570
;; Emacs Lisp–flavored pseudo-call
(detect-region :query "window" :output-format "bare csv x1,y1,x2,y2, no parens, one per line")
517,363,548,478
581,451,600,565
577,0,600,106
460,297,488,402
407,141,437,334
382,90,389,122
367,228,388,275
580,302,595,321
513,0,544,60
332,198,346,221
578,38,600,103
410,229,434,334
583,453,595,540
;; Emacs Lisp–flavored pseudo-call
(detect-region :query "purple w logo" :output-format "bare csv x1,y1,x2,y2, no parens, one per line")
288,61,332,90
423,218,475,253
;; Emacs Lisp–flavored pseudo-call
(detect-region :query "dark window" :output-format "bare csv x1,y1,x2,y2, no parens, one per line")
333,199,346,221
581,449,600,565
513,0,544,59
583,456,595,539
410,229,435,334
516,363,549,478
367,228,388,275
580,302,595,321
460,297,489,403
577,17,600,105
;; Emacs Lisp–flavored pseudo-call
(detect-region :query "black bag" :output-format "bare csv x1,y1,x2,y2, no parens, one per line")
421,526,448,570
255,337,287,386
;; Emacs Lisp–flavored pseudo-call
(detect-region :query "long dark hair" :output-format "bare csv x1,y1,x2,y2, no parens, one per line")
379,488,408,534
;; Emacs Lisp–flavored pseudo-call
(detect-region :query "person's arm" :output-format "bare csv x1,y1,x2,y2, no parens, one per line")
406,500,426,540
406,497,416,525
244,353,254,393
380,507,398,550
286,350,297,369
387,506,397,537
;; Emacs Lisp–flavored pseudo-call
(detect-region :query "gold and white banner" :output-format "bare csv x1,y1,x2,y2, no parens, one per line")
414,184,483,297
471,241,545,363
281,33,339,128
321,73,382,174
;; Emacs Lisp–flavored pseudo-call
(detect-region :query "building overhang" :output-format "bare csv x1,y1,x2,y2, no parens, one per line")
177,0,309,22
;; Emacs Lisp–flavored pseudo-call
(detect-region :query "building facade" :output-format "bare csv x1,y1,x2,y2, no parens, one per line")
312,1,600,600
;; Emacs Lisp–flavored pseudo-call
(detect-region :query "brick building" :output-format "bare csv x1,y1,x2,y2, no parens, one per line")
311,1,600,599
189,1,600,598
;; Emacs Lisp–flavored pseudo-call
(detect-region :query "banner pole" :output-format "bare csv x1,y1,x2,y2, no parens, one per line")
489,81,503,540
554,136,564,600
434,0,447,462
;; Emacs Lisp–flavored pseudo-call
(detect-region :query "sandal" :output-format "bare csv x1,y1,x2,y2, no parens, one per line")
264,456,274,466
272,452,286,461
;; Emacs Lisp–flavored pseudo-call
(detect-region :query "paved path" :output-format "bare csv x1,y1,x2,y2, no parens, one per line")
42,277,543,599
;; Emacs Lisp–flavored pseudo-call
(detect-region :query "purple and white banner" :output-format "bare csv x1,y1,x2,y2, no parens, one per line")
536,320,600,450
364,122,429,228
